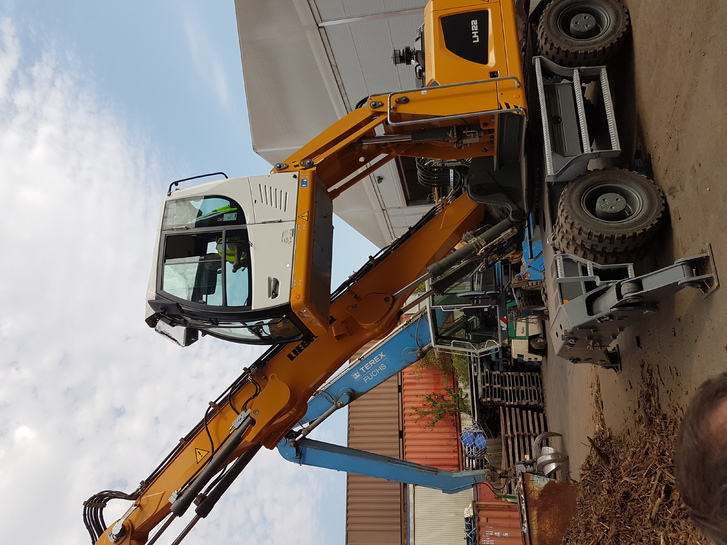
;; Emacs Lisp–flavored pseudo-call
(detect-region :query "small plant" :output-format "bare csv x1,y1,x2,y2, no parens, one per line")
411,387,471,429
417,349,470,387
450,352,470,387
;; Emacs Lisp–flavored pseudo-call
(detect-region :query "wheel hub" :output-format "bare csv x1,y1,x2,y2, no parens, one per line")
595,192,628,220
569,13,599,38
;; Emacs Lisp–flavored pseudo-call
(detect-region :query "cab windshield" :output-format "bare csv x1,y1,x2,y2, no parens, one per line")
163,195,245,229
204,317,302,344
162,229,251,307
160,195,251,307
154,195,304,344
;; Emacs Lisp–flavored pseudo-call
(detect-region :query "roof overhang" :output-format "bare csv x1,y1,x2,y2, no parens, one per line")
234,0,431,247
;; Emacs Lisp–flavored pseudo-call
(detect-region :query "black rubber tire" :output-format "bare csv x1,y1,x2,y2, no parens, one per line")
537,0,630,67
557,235,646,265
528,336,548,356
556,169,665,259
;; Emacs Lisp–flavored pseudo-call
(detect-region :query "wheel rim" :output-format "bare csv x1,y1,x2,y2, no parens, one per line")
581,182,644,223
557,4,612,40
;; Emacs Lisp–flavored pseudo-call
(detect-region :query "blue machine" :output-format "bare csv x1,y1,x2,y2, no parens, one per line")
276,312,488,493
519,215,545,283
299,311,430,426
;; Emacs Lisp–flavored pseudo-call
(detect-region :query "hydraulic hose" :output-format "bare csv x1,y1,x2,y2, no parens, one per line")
194,444,262,518
169,413,255,518
426,217,515,279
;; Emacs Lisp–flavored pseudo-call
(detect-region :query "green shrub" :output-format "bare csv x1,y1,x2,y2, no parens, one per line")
410,387,471,429
417,349,470,387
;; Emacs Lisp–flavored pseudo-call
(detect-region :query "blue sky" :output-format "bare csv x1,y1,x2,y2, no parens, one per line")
18,0,266,179
0,2,378,544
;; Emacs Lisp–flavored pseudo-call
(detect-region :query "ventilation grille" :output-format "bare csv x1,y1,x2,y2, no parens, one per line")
257,184,289,212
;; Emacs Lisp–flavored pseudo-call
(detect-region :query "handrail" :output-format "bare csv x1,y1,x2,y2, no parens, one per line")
386,76,524,127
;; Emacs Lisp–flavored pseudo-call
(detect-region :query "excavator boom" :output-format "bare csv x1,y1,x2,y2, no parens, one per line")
88,194,485,545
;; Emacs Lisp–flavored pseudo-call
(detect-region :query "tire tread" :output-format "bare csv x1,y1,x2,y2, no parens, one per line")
537,0,630,67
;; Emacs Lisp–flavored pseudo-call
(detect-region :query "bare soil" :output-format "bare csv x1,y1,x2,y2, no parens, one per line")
541,1,727,541
562,365,708,544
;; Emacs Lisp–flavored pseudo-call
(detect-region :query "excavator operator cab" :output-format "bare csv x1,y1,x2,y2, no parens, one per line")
145,172,331,347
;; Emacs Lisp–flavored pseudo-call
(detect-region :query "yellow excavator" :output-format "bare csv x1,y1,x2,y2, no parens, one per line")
87,1,699,543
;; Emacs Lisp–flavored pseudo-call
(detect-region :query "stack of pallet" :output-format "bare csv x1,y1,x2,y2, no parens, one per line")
479,369,544,409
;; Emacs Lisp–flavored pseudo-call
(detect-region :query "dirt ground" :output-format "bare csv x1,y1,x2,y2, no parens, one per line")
541,0,727,490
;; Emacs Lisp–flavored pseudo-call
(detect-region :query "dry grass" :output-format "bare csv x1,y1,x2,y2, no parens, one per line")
562,364,709,545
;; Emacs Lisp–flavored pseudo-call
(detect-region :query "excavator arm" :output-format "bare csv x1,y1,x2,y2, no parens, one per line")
87,193,486,545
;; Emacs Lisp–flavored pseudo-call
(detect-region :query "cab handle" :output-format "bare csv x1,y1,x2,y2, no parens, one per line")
268,277,280,299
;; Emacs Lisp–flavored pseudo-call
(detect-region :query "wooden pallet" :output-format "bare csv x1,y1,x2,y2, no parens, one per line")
499,406,548,493
479,370,544,409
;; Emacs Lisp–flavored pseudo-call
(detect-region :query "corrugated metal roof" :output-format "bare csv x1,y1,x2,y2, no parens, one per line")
402,364,463,472
316,0,427,21
347,374,404,545
235,0,432,248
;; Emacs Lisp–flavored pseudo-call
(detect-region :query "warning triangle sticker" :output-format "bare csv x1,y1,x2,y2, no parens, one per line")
298,211,309,221
195,448,210,463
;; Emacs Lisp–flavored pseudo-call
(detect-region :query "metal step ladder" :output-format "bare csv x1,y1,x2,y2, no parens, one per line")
533,56,621,183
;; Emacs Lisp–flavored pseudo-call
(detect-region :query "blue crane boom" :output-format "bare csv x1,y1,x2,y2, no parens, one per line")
276,312,488,493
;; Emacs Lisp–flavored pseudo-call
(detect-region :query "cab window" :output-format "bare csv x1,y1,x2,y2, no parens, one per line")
207,317,302,344
161,229,251,307
162,196,245,229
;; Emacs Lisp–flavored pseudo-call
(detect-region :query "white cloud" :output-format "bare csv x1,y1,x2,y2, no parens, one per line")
0,16,340,545
0,17,21,103
13,425,37,442
183,12,232,109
